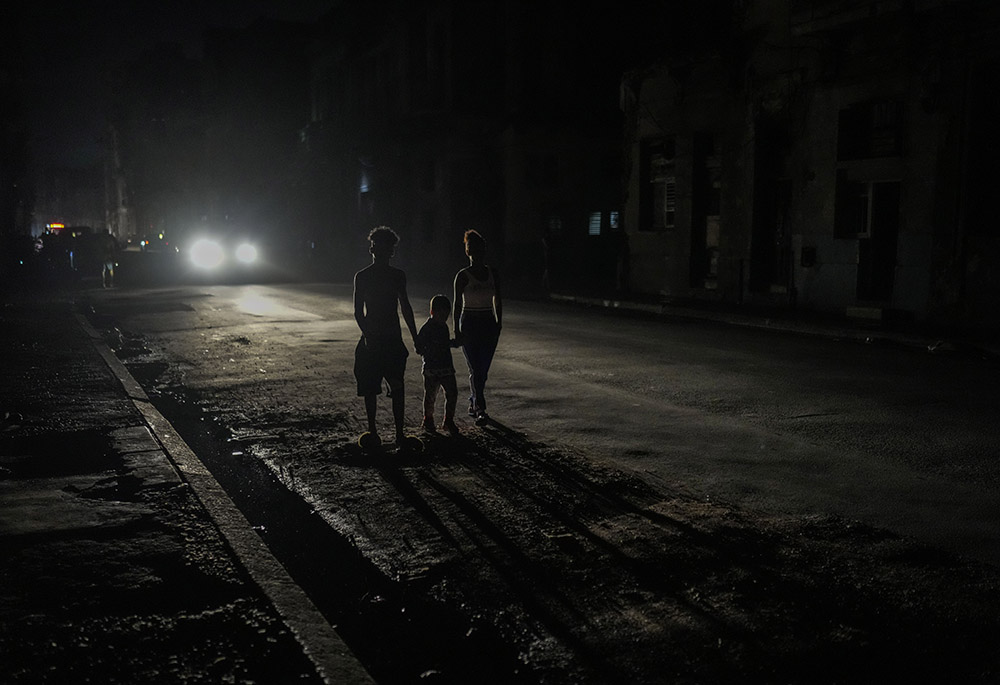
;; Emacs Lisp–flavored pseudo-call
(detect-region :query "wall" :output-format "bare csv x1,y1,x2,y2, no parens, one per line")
623,0,1000,326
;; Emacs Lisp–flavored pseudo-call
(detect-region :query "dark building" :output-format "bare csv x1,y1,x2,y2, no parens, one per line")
98,2,679,290
302,0,651,289
103,18,312,255
105,43,204,246
103,124,135,243
32,165,105,233
200,18,312,251
1,6,34,279
622,0,1000,328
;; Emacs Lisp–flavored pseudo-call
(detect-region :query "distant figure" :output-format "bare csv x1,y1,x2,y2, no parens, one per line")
98,230,118,288
353,226,419,449
453,229,503,426
416,294,461,435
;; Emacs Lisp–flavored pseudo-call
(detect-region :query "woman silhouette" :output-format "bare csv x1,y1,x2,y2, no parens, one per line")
453,230,502,426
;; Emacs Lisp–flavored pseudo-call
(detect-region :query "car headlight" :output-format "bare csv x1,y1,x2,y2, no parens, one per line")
190,239,224,269
235,242,258,264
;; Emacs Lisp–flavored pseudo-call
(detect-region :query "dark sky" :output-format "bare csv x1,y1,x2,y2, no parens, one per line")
12,0,337,168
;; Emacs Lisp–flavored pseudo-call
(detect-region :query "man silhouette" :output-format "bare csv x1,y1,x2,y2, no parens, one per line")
353,226,419,448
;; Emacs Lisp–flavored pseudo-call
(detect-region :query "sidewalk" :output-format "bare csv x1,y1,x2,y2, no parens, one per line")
548,290,1000,362
0,296,371,684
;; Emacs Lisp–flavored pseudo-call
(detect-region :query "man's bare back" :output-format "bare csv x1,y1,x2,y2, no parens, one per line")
354,263,409,340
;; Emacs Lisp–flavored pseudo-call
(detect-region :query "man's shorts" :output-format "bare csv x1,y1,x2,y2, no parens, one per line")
354,335,408,397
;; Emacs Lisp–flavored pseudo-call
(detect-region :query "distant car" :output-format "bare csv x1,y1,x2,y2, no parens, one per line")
183,232,268,281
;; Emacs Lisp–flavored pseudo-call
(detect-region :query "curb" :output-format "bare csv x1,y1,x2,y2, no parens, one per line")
73,310,374,685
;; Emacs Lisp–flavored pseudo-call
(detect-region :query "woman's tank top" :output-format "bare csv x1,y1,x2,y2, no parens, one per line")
462,267,495,312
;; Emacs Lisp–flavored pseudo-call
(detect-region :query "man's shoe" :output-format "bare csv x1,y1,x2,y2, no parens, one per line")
443,418,460,435
358,432,382,451
475,412,490,427
421,417,436,432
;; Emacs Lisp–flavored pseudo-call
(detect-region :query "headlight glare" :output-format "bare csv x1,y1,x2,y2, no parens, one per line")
235,243,258,264
190,239,224,269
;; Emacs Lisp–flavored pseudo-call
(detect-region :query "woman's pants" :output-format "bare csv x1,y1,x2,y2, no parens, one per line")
460,310,500,414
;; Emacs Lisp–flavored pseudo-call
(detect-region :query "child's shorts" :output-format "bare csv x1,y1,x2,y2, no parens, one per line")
422,368,458,400
354,336,408,397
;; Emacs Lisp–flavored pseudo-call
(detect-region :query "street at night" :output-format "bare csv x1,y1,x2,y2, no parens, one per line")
46,280,998,682
5,0,1000,682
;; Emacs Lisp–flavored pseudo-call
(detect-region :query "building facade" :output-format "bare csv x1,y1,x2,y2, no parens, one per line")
623,0,1000,328
302,0,640,290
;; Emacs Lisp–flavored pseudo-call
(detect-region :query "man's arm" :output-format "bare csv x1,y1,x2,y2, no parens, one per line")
353,271,367,337
414,321,425,355
397,272,419,344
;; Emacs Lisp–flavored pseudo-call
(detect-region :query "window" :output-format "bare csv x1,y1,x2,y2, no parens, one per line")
658,177,677,229
588,211,602,236
835,170,900,238
691,133,720,286
838,100,904,160
640,139,676,230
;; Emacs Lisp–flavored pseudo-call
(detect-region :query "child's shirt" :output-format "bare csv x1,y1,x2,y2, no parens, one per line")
417,318,455,374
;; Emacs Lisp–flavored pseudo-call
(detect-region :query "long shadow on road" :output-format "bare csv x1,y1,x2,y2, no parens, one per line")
124,351,1000,684
365,419,1000,684
148,393,534,685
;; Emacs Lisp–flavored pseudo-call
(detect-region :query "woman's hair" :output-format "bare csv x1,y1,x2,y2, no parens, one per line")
464,229,485,252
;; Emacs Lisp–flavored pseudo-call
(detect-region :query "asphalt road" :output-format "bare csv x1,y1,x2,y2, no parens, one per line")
84,282,1000,567
78,281,1000,682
